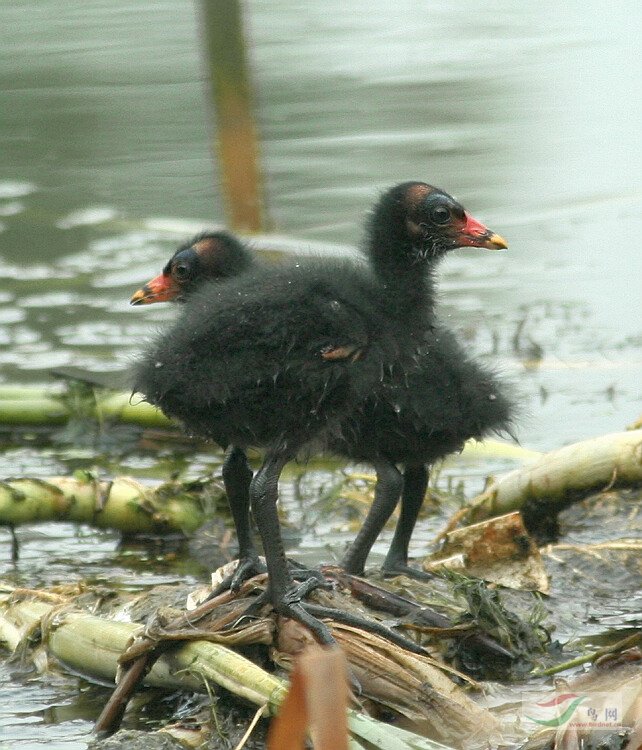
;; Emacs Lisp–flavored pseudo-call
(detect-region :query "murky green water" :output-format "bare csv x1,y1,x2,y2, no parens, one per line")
0,1,640,746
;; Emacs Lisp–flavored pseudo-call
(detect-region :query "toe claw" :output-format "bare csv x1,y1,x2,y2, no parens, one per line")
229,557,266,590
283,574,331,605
382,563,434,581
210,556,266,597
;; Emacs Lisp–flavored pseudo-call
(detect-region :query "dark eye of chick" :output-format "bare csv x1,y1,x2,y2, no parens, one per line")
430,205,451,225
172,262,191,280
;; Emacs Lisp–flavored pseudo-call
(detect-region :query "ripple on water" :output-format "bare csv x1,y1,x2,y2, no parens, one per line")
0,181,37,198
19,292,77,308
0,263,73,280
0,200,25,216
55,206,119,230
0,324,40,347
55,321,158,347
0,307,26,325
58,230,169,275
0,347,72,371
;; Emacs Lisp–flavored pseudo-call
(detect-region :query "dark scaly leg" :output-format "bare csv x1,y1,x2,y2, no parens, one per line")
382,464,431,578
237,450,429,657
249,442,335,645
341,461,403,575
216,446,265,592
219,447,327,591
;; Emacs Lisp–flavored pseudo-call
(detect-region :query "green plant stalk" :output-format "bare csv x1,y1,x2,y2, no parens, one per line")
0,386,61,401
97,392,174,428
0,398,68,424
0,595,449,750
0,475,209,534
0,386,174,429
449,430,642,528
533,631,642,677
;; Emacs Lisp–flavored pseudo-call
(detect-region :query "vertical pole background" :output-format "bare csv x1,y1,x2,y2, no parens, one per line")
200,0,268,232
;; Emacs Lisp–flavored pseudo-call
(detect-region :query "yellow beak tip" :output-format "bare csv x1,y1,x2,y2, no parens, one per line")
489,233,509,250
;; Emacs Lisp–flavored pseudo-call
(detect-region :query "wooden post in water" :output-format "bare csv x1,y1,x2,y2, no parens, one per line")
200,0,268,232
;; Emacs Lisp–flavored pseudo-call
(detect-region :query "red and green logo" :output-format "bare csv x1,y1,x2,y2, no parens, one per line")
527,693,586,727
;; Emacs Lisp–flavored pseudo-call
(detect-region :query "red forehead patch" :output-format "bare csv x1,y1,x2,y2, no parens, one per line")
192,239,212,255
405,183,434,207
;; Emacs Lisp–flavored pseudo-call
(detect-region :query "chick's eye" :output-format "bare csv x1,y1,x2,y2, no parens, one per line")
431,205,451,225
172,263,190,280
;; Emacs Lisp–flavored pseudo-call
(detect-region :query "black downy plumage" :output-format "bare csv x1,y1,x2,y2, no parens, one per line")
132,182,510,642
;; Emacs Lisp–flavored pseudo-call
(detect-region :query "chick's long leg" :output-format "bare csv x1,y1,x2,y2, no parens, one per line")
214,446,326,596
341,460,403,575
215,446,265,593
382,464,432,578
249,442,336,645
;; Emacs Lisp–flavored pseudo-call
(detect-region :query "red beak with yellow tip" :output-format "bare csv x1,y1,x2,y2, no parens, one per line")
456,212,508,250
130,273,180,305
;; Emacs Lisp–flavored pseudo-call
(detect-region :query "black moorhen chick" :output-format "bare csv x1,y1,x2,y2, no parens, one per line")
133,232,513,579
132,182,507,642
